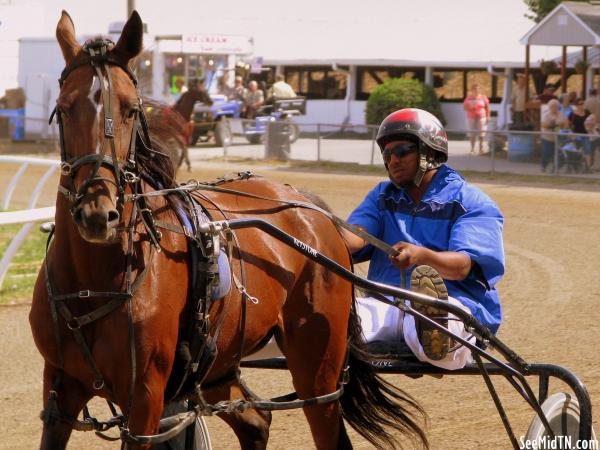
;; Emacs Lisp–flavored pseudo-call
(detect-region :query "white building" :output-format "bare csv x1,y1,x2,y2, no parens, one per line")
0,2,44,97
15,0,572,135
18,29,252,137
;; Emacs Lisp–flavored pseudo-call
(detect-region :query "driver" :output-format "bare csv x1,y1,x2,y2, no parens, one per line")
343,108,505,370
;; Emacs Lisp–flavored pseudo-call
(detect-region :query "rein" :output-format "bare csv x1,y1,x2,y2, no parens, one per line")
42,39,354,444
42,38,161,437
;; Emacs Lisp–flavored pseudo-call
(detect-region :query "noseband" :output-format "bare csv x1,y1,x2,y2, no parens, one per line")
50,38,151,212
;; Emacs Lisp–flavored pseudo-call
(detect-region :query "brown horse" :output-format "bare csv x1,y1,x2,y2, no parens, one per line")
29,11,427,450
144,99,190,171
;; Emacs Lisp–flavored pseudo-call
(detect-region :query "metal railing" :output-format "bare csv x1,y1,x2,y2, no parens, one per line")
196,119,600,178
0,155,58,290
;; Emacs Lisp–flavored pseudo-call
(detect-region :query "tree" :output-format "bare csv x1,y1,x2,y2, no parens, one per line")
524,0,589,23
365,78,445,126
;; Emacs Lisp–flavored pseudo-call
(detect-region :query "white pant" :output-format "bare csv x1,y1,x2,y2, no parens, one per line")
356,296,475,370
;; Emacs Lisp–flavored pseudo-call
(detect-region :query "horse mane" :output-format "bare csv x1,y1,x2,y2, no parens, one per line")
137,99,189,190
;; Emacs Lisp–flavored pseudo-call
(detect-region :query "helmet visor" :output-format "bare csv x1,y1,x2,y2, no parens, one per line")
382,142,418,163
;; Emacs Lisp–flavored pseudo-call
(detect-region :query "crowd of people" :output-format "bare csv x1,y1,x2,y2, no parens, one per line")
463,74,599,173
218,74,297,119
537,85,599,173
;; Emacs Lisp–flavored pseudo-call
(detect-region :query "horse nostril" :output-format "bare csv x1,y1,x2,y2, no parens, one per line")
107,210,120,225
72,207,84,225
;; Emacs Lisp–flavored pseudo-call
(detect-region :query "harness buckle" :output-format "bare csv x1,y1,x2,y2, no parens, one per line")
79,290,91,298
123,171,139,184
60,162,72,176
104,118,114,137
67,318,81,330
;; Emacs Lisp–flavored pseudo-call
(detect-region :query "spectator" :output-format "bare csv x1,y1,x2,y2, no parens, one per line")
511,74,528,125
584,89,600,120
584,113,600,170
244,80,265,119
229,76,247,102
463,84,490,155
568,98,589,134
268,74,297,100
559,93,573,118
568,98,590,169
217,76,232,98
567,91,578,105
536,84,558,105
540,99,569,172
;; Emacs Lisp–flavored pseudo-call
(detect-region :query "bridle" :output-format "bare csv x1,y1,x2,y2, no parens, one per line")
50,38,150,213
41,38,162,436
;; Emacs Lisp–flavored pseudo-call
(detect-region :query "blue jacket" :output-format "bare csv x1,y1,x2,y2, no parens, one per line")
348,165,505,333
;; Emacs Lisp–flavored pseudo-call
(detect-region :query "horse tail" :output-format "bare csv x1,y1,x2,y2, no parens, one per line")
340,299,429,450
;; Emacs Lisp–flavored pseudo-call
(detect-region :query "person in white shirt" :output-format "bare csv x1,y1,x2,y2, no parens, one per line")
268,74,297,100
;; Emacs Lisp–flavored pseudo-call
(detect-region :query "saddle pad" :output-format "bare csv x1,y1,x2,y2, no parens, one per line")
173,199,231,300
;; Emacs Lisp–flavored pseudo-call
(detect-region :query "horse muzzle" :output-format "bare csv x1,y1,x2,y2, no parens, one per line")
72,202,120,243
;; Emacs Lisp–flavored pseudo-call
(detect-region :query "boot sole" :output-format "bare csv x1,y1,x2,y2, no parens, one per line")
410,265,450,361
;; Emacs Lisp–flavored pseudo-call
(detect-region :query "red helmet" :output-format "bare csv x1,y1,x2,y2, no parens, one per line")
376,108,448,159
376,108,448,186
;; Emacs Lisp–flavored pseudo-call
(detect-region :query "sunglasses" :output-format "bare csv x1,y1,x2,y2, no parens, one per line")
382,142,418,162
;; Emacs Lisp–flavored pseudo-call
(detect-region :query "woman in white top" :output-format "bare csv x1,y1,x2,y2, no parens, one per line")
540,99,568,172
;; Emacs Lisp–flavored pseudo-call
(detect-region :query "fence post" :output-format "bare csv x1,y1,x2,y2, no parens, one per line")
3,162,29,210
317,123,321,161
553,136,559,175
222,118,229,160
370,126,376,165
490,130,495,174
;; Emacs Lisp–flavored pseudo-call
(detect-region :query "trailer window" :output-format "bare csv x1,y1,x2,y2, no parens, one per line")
433,70,464,101
284,66,348,99
356,67,425,100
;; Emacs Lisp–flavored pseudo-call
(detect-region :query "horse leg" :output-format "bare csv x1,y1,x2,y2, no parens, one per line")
285,339,352,450
124,369,170,450
39,363,91,450
283,270,353,450
183,146,191,172
202,372,272,450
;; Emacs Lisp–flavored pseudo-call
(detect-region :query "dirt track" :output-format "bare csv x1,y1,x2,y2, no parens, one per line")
1,166,599,449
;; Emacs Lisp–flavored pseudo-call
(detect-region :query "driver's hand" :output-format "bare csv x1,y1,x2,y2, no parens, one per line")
389,241,423,270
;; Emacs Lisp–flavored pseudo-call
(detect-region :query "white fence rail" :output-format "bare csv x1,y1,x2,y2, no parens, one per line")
0,155,58,290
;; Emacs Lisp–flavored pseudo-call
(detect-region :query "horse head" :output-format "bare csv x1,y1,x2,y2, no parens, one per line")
55,10,144,243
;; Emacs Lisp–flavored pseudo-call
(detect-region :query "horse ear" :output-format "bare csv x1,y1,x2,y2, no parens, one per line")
113,10,143,62
56,10,81,64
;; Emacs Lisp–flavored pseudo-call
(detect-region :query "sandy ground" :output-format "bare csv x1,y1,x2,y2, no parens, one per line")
1,164,599,449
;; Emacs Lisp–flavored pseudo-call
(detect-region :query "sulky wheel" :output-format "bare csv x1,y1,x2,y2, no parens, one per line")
156,404,212,450
525,392,596,447
193,416,212,450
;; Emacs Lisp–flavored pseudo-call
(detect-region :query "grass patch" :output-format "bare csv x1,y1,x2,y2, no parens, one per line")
0,222,46,305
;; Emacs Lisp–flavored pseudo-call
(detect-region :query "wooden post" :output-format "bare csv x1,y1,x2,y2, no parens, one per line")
127,0,135,17
583,46,588,99
561,46,567,94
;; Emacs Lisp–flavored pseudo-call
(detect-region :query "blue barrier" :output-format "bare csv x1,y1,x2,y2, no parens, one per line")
0,108,25,140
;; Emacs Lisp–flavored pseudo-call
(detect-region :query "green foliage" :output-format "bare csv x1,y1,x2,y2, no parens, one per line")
0,222,46,305
365,78,445,125
523,0,588,23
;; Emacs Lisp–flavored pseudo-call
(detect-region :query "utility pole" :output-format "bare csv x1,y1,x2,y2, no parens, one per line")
127,0,135,17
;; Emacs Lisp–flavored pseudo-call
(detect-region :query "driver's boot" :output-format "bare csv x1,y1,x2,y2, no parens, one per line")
410,265,451,361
